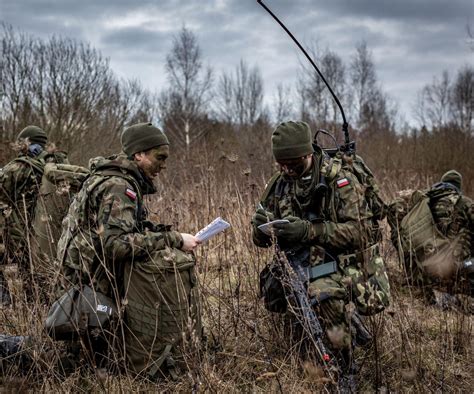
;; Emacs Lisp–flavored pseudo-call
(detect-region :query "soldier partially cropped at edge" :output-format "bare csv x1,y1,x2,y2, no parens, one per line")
0,125,68,305
388,170,473,310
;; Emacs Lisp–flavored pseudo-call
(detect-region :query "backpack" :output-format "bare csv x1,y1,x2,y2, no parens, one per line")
124,246,201,379
31,163,89,267
399,194,452,279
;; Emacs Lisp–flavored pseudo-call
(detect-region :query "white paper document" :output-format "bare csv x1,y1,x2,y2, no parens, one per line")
257,219,290,236
195,217,231,242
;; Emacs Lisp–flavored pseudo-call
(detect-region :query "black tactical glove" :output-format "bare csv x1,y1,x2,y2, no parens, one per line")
272,216,310,244
252,207,274,228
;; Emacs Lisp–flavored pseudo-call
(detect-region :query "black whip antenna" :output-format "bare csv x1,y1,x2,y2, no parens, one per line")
257,0,354,154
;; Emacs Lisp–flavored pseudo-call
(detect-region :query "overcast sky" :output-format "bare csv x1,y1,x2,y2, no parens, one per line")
2,0,473,126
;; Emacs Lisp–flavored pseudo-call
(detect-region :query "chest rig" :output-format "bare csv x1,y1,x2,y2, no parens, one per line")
273,153,342,271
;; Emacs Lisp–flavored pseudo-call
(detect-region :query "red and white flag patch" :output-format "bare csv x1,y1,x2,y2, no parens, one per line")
336,178,350,188
125,188,137,200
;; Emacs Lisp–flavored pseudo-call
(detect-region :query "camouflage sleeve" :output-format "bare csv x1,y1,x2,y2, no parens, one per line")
92,178,183,262
311,170,372,250
0,160,33,206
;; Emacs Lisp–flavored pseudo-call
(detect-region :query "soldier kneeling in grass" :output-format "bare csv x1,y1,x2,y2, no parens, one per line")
47,122,203,379
388,170,473,312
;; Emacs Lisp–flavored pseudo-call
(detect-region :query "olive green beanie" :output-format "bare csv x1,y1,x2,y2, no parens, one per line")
441,170,462,191
121,122,169,156
271,121,313,160
17,125,48,147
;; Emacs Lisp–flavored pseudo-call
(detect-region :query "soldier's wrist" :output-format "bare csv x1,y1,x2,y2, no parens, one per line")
164,231,183,249
308,222,325,242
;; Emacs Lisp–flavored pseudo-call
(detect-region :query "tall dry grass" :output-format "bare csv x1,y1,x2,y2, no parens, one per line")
0,141,472,392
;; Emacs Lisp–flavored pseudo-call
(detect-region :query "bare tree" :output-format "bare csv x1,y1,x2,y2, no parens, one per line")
0,24,155,162
451,65,473,133
467,23,474,52
348,41,397,133
215,59,264,127
159,26,213,150
0,24,37,139
296,44,346,129
349,42,378,128
417,71,452,129
273,83,293,124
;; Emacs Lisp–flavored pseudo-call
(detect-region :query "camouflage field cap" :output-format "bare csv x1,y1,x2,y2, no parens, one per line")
271,121,313,160
121,122,169,156
17,125,48,147
441,170,462,191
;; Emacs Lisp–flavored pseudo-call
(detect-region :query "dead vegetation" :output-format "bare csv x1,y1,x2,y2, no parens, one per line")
1,148,472,393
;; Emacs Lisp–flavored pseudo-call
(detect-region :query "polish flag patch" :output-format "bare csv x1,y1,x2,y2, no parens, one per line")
125,188,137,200
336,178,350,188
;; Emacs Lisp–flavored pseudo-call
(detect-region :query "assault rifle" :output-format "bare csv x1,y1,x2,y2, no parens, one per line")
276,245,340,382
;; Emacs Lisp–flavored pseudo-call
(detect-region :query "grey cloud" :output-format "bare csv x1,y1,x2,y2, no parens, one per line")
101,27,170,54
1,0,472,125
318,0,472,23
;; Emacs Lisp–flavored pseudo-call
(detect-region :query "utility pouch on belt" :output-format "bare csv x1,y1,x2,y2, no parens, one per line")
338,243,391,316
45,285,117,340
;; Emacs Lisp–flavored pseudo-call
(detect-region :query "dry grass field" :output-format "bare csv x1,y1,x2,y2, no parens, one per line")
0,150,472,393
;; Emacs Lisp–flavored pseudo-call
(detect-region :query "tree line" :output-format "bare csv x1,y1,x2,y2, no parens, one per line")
1,23,473,192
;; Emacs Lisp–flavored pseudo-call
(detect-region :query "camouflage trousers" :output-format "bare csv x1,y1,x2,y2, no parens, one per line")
304,245,390,349
337,244,391,316
307,273,352,351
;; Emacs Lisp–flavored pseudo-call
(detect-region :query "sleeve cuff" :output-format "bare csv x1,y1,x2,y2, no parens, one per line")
165,231,183,249
309,222,325,242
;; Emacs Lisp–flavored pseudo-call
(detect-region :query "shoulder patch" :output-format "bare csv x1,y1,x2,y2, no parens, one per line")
336,178,350,188
125,188,137,201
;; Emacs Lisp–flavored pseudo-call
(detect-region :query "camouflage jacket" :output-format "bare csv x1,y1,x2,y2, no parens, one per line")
252,152,373,258
428,183,474,258
0,150,68,260
58,153,183,297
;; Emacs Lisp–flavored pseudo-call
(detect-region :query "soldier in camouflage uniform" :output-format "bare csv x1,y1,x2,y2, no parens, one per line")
0,125,67,304
57,122,201,376
389,170,473,307
252,121,390,379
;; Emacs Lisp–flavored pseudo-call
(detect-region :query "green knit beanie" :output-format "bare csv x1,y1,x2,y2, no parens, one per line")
17,125,48,147
271,121,313,160
121,122,169,156
441,170,462,191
